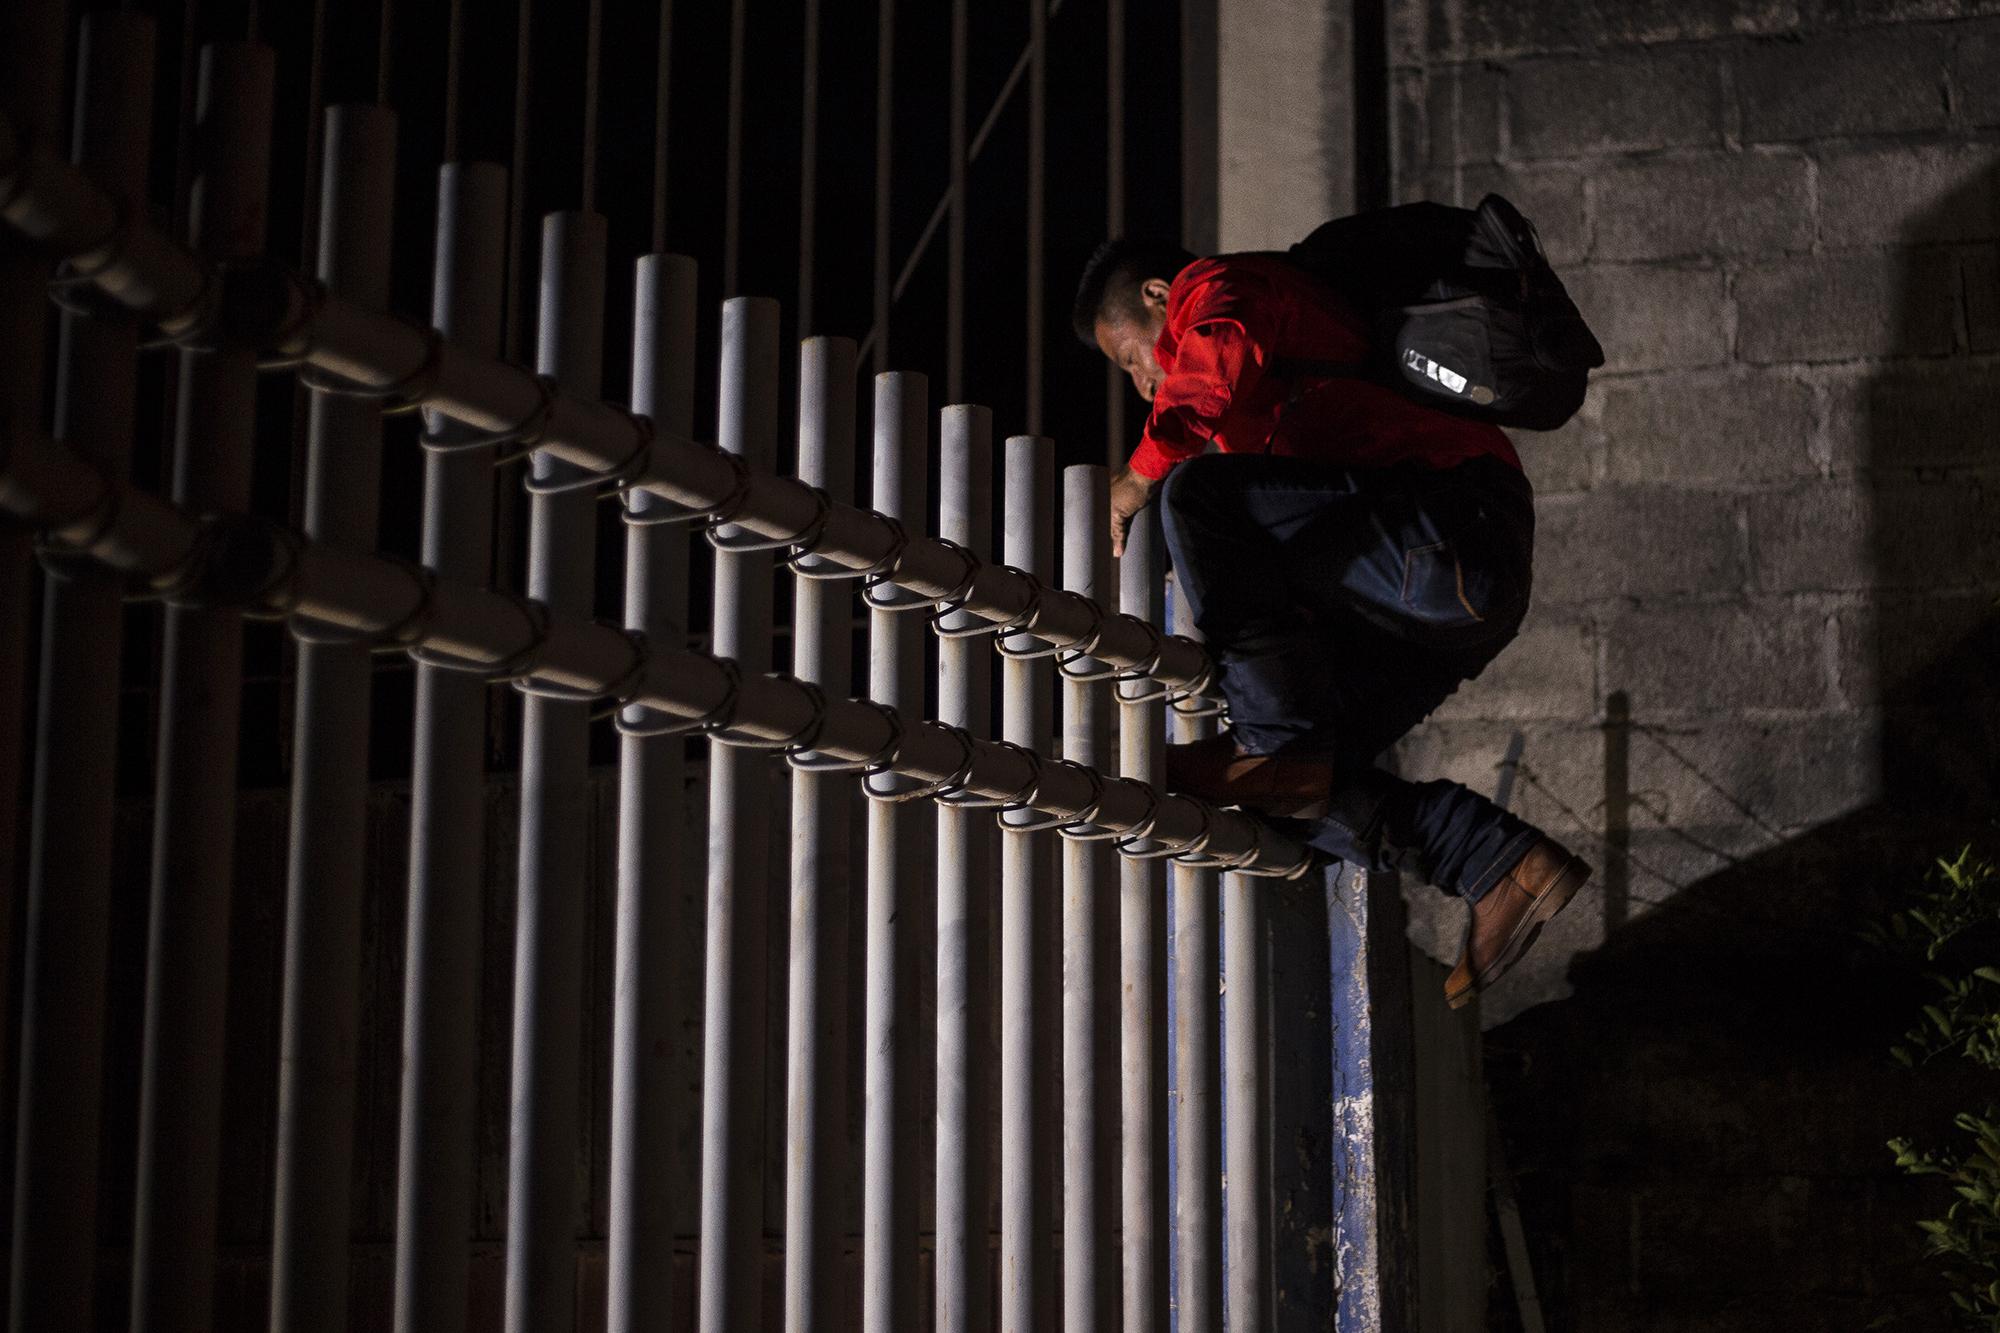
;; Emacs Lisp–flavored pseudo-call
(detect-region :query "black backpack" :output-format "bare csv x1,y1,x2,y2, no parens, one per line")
1276,194,1603,431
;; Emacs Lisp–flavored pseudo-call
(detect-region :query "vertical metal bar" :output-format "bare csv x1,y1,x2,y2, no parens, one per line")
998,435,1056,1333
393,159,510,1333
1104,0,1125,469
1168,583,1222,1333
581,0,603,213
1117,511,1168,1332
130,40,275,1333
1061,466,1119,1332
651,0,673,254
1025,0,1046,433
935,405,993,1333
945,0,967,403
698,296,782,1333
796,0,819,332
864,371,928,1333
504,0,534,362
270,102,396,1333
722,0,745,296
785,335,860,1333
609,251,699,1333
1223,869,1272,1326
505,210,609,1333
10,15,153,1332
0,0,65,1185
871,0,895,374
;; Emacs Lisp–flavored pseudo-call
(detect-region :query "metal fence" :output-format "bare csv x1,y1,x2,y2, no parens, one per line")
0,5,1384,1331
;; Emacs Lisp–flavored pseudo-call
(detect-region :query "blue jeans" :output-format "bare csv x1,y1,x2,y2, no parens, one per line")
1160,452,1543,903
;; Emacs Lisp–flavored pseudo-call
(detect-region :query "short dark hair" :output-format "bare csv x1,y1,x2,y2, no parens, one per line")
1071,238,1197,347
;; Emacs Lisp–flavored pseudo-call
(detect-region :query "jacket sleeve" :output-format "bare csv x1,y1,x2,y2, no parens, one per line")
1127,270,1277,481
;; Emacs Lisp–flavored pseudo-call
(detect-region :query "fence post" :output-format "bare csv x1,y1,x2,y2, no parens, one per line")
1168,578,1222,1333
998,436,1058,1333
1118,511,1169,1330
131,40,275,1333
935,404,994,1332
785,335,860,1330
608,251,698,1330
1061,466,1120,1332
505,209,608,1333
698,295,783,1333
270,100,396,1333
864,371,930,1333
11,15,154,1331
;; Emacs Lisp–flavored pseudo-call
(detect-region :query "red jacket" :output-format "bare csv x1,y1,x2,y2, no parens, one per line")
1126,253,1522,482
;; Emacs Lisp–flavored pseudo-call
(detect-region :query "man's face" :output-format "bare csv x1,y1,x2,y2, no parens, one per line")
1092,277,1172,403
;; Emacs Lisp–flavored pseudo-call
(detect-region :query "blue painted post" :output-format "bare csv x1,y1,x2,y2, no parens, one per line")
1324,863,1416,1330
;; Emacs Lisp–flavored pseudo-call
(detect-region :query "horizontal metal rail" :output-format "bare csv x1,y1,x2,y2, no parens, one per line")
0,424,1313,879
0,110,1217,700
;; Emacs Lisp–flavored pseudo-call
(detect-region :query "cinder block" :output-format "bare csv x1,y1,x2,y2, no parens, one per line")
1819,0,2000,24
1736,252,1958,364
1510,52,1724,160
1562,264,1730,373
1955,20,2000,128
1745,482,1872,591
1452,162,1589,265
1426,62,1503,167
1747,477,1999,592
1429,0,1801,62
1601,600,1829,713
1595,153,1812,262
1532,488,1746,604
1599,371,1817,486
1965,245,2000,352
1822,365,2000,470
1735,29,1950,143
1818,144,2000,248
1430,612,1598,721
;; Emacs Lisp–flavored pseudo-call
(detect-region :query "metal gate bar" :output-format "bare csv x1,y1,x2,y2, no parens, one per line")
865,371,930,1333
1171,584,1225,1333
394,159,510,1333
271,101,396,1333
1119,511,1170,1330
785,334,860,1330
10,15,153,1331
998,434,1059,1332
506,208,608,1333
699,295,782,1333
0,5,67,1219
130,40,274,1333
935,403,995,1331
609,250,698,1332
1062,466,1120,1331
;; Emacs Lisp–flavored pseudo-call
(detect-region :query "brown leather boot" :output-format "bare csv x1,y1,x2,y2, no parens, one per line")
1444,838,1591,1011
1163,733,1336,819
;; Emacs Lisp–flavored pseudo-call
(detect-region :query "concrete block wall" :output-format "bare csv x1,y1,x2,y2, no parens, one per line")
1384,2,2000,1328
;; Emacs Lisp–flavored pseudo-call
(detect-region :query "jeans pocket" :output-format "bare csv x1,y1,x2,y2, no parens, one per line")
1400,540,1485,627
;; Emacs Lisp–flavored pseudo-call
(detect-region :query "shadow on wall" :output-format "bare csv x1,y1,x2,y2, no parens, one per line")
1481,172,2000,1331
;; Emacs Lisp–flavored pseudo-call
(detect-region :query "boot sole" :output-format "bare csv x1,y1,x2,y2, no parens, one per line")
1445,855,1591,1011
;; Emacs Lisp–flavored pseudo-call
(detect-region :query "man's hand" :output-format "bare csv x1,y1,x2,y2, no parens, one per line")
1109,465,1162,559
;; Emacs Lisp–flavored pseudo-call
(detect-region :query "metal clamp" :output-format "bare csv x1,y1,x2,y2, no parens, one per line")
297,324,448,417
419,371,558,465
792,704,903,775
712,483,832,555
522,411,654,498
406,591,553,684
615,655,743,738
862,723,978,804
291,554,439,652
862,525,952,612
